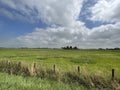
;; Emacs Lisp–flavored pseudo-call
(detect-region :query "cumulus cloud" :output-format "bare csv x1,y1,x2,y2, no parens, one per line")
90,0,120,22
0,0,83,26
89,23,120,39
0,0,120,48
0,8,31,22
86,23,120,48
15,22,120,48
17,23,88,48
16,22,120,48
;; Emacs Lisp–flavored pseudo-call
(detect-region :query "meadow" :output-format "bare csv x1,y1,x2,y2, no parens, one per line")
0,48,120,90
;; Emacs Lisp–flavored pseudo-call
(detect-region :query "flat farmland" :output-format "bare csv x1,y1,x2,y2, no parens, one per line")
0,49,120,72
0,48,120,90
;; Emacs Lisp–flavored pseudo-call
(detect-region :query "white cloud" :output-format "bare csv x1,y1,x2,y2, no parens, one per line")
17,23,88,48
0,8,31,22
90,0,120,22
0,0,120,48
1,26,120,49
0,0,83,26
16,22,120,48
86,23,120,48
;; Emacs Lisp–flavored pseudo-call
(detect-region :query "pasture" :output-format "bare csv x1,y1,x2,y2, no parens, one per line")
0,48,120,89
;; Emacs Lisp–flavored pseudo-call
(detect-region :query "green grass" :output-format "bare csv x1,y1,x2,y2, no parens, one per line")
0,72,98,90
0,49,120,72
0,48,120,89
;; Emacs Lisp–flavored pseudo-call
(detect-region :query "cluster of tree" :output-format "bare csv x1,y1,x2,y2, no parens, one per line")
62,46,78,50
99,48,120,50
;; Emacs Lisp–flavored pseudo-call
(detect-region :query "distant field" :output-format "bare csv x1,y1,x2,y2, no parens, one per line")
0,48,120,89
0,49,120,72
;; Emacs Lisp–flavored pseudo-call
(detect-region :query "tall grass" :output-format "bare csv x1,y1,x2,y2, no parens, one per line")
0,72,91,90
0,60,120,89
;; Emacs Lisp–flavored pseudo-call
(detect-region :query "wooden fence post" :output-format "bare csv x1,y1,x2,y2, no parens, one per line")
31,63,36,76
18,62,21,67
78,66,80,74
112,69,115,80
33,63,36,69
33,63,36,73
53,64,55,73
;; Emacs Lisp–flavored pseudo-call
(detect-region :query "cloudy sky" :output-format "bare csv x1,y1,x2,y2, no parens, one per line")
0,0,120,48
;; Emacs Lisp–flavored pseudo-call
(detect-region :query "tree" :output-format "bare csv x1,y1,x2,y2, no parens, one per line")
62,46,78,50
73,46,78,50
70,46,72,49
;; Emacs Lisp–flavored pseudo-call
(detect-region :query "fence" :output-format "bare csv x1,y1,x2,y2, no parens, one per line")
0,61,116,81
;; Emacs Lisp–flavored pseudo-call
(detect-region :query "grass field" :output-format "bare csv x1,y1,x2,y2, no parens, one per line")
0,48,120,89
0,72,92,90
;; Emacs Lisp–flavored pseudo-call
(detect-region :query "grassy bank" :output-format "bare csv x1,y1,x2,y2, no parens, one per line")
0,72,91,90
0,60,120,89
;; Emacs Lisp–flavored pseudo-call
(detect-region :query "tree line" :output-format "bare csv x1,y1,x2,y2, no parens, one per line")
99,48,120,50
61,46,78,50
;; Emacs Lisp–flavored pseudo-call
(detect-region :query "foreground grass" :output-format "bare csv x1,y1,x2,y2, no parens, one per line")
0,60,120,89
0,72,96,90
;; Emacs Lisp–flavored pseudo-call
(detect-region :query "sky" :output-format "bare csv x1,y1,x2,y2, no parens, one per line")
0,0,120,48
